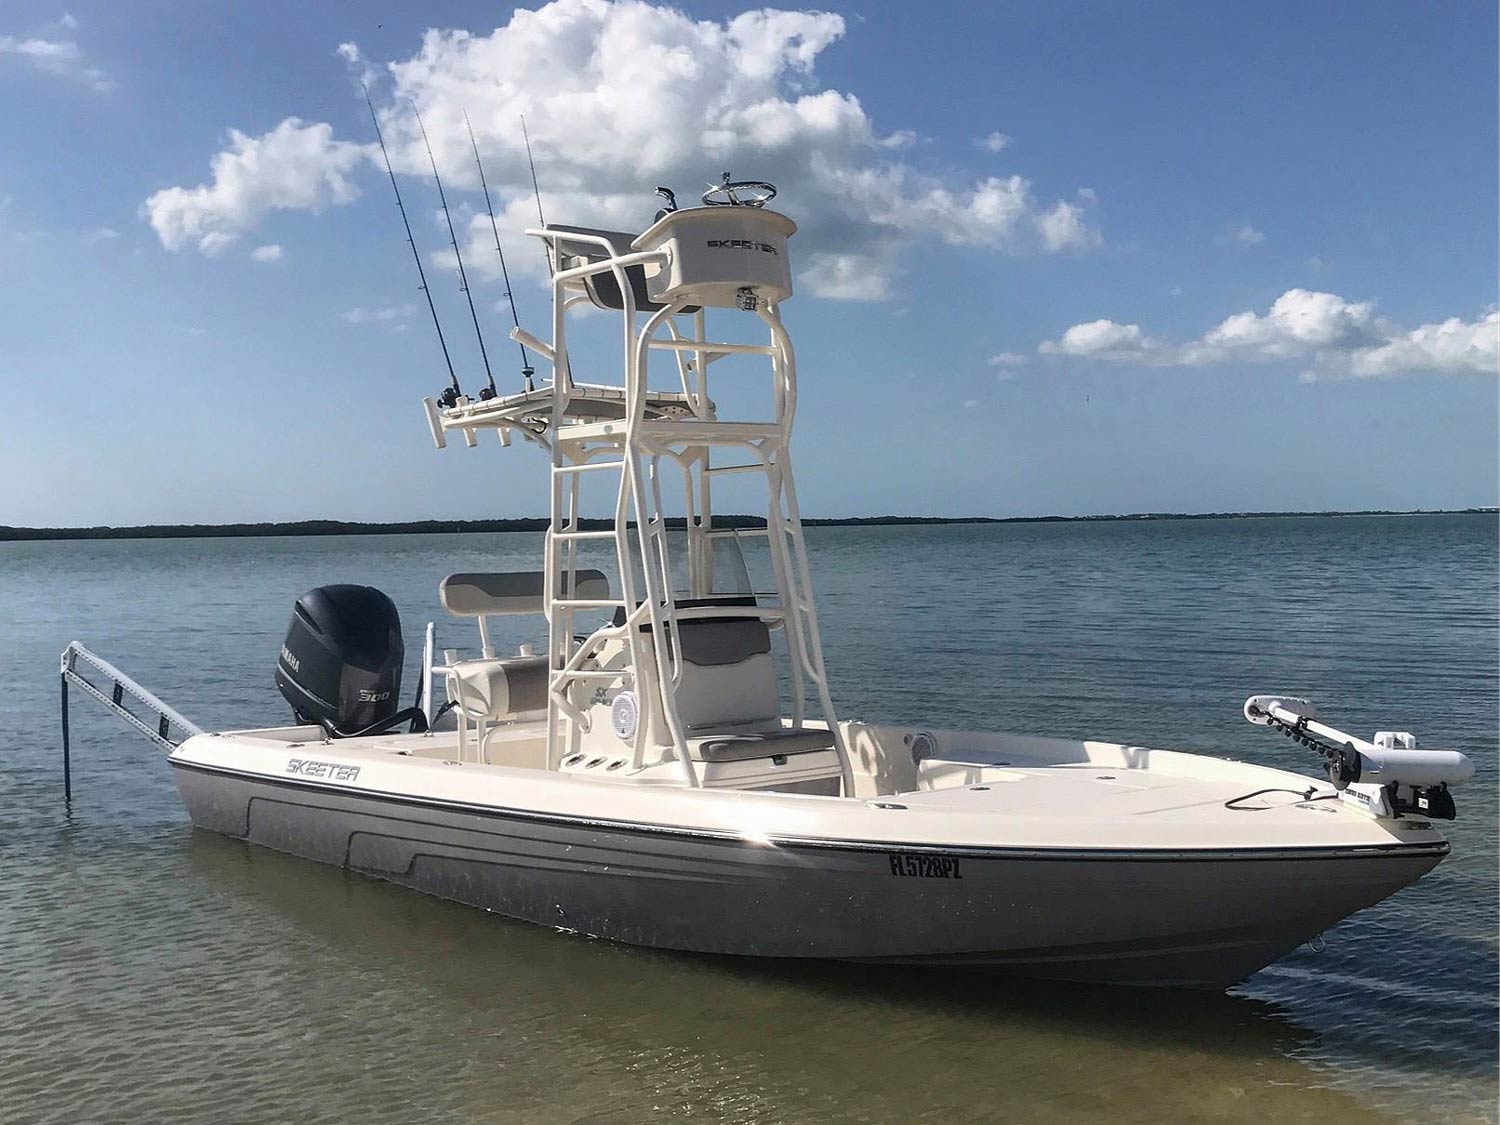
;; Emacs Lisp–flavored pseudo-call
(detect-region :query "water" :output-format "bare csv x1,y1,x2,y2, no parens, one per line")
1,515,1495,1123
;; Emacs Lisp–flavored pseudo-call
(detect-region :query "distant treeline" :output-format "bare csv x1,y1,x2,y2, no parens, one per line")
2,509,1494,543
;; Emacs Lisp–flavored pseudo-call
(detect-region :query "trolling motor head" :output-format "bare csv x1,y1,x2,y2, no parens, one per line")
1244,694,1473,819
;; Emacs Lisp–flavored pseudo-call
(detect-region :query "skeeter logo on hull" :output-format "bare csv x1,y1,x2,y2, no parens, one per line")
287,758,361,782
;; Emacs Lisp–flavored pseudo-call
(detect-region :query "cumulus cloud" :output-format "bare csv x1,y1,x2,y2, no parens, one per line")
1323,311,1500,379
146,0,1100,295
977,131,1011,153
1041,319,1169,363
372,1,1099,295
1039,289,1497,379
0,16,113,91
250,243,284,262
143,119,368,255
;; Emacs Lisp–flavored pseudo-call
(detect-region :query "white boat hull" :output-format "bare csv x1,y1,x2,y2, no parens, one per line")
169,748,1446,990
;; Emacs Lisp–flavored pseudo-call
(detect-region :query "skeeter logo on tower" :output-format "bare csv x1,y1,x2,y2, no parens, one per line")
706,239,778,255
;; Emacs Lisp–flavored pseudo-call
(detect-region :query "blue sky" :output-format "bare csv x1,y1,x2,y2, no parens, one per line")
1,1,1494,526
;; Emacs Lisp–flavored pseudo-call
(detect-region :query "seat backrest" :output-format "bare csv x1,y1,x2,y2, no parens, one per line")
441,569,610,618
670,618,779,732
445,654,549,719
546,224,699,314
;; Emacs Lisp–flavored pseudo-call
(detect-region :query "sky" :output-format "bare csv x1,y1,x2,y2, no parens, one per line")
0,0,1495,526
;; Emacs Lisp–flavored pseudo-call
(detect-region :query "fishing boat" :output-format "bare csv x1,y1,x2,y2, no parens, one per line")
60,168,1474,990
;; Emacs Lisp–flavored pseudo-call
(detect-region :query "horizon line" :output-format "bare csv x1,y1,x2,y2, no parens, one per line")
3,507,1495,543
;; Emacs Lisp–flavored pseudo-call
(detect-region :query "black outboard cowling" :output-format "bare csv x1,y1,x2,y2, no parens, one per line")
275,584,407,736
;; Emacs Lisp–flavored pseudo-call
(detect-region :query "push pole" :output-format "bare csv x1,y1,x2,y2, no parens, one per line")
60,671,72,803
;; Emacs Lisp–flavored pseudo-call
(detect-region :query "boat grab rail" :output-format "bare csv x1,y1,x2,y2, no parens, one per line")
59,641,205,801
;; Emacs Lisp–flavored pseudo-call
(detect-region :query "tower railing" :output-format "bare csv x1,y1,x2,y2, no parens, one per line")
503,220,850,791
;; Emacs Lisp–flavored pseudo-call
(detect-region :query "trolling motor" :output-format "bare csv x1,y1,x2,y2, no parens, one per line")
1244,695,1473,819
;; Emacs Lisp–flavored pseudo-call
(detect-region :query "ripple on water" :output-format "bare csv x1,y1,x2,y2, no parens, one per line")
0,516,1495,1123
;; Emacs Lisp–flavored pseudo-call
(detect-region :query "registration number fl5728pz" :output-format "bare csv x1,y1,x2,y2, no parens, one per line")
887,853,963,879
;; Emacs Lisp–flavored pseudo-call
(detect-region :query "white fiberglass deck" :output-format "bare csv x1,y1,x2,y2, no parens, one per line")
180,720,1421,856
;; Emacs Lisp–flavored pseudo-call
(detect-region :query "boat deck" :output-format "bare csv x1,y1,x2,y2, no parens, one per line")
904,758,1335,826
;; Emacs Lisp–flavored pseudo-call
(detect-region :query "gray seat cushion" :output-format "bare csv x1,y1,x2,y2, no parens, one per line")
445,655,549,717
694,727,836,763
677,618,771,666
546,224,700,314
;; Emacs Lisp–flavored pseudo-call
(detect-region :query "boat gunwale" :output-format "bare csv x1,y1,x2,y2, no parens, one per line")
167,757,1452,863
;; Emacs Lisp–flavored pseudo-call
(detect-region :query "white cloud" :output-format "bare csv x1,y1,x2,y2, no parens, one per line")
143,118,368,255
0,35,78,65
1221,222,1264,246
148,0,1100,294
1038,288,1497,378
1040,319,1169,362
977,131,1011,154
335,40,377,87
877,129,917,150
0,20,114,91
988,352,1028,367
798,251,888,301
1037,194,1101,252
1182,289,1381,364
1315,310,1499,380
250,243,284,262
340,303,416,324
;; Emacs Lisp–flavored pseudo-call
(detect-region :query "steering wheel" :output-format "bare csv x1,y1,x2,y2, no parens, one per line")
701,174,777,208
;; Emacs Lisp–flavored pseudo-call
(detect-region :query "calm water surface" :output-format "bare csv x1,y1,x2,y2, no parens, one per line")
1,515,1495,1123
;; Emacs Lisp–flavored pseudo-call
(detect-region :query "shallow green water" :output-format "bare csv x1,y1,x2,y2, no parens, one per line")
2,515,1495,1122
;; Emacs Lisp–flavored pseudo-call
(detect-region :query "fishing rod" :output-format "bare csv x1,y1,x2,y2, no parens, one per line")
412,99,496,400
363,84,460,403
465,109,534,393
519,115,553,282
520,115,546,227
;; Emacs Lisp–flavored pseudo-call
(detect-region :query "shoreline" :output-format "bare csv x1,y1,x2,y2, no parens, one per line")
3,508,1493,543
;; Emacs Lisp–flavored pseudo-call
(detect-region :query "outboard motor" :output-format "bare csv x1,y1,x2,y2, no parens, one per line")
275,585,416,737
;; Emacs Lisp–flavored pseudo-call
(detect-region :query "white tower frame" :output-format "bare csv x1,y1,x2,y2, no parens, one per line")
424,214,851,792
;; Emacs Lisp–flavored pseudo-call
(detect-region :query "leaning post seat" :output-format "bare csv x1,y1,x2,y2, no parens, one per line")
439,570,610,759
443,656,548,720
544,224,700,314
